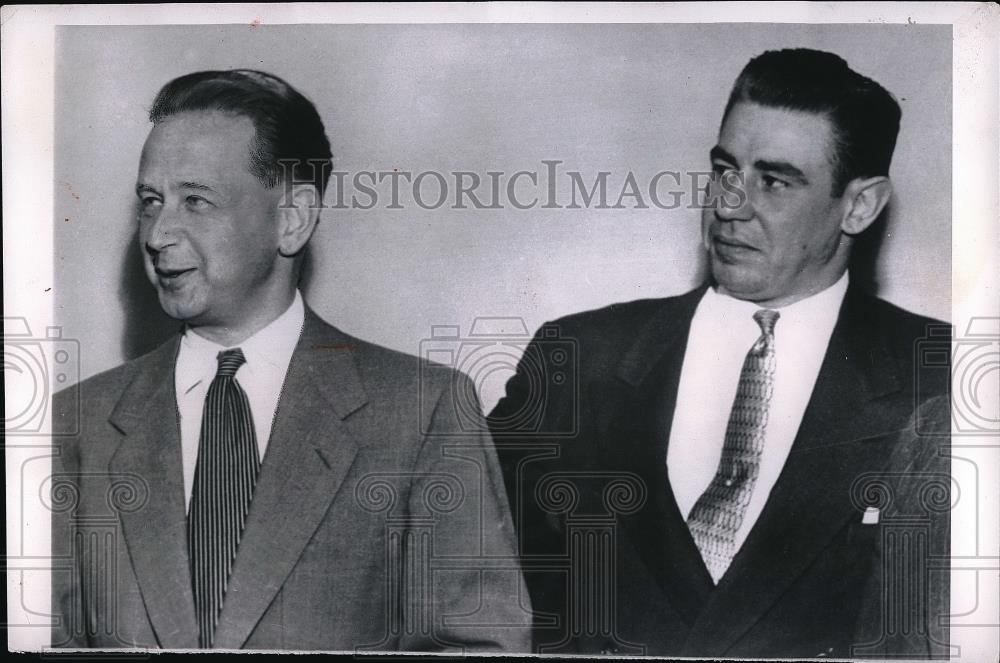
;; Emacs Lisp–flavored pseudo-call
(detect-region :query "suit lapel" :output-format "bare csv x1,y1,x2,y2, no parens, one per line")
108,334,201,649
212,309,367,649
594,286,715,626
684,287,911,655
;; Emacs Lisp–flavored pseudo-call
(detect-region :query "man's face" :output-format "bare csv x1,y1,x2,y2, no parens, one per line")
136,110,284,332
701,102,855,307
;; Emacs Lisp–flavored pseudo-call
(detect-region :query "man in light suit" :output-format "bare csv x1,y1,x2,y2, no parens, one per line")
51,69,530,651
491,49,950,657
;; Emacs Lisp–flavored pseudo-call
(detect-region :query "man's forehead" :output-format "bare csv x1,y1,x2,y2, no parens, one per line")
717,102,836,171
138,110,256,181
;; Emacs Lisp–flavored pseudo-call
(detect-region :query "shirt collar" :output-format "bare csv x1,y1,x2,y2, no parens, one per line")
175,291,305,395
770,271,849,333
700,271,849,338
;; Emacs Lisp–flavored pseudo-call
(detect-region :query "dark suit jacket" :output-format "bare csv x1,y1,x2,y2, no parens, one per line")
490,283,950,657
52,308,531,651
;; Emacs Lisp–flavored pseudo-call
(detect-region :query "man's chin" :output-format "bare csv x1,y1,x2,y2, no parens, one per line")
710,263,768,301
156,293,205,323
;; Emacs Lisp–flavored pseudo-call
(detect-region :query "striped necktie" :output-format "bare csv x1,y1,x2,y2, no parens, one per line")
189,348,260,648
687,309,779,584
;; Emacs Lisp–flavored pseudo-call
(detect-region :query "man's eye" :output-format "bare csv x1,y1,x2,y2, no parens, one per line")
185,195,211,208
139,196,161,209
711,163,733,179
761,174,788,190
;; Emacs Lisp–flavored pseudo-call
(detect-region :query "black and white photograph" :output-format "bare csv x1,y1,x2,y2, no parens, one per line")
3,2,998,659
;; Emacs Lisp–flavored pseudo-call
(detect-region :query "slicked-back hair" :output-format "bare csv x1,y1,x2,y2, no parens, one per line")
722,48,901,196
149,69,333,200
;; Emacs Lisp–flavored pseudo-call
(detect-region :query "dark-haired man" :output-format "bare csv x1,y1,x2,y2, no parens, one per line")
492,49,950,657
51,70,529,652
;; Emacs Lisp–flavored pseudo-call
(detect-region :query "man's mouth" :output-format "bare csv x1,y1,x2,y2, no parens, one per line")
712,235,757,251
711,235,759,262
154,266,196,285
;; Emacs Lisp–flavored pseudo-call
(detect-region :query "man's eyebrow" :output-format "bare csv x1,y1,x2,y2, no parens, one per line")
754,159,809,183
179,181,219,193
135,181,220,194
709,146,737,166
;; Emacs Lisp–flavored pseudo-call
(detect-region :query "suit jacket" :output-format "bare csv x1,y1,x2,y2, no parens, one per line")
490,283,950,657
51,308,531,651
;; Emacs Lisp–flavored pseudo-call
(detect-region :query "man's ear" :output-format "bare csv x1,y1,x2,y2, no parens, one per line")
840,176,892,236
277,184,322,257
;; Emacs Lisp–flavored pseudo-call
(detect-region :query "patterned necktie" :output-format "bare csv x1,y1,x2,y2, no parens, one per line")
687,309,779,584
189,348,260,648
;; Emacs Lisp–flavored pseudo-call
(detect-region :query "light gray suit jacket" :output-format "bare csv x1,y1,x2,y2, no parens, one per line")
51,308,531,651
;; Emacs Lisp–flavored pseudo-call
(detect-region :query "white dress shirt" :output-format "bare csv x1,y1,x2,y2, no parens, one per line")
667,273,849,576
175,291,305,512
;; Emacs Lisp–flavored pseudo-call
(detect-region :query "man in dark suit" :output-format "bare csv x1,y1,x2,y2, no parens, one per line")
491,49,950,657
50,69,530,651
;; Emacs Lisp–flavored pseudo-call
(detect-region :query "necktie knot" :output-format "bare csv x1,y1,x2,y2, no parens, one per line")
216,348,246,378
753,309,780,337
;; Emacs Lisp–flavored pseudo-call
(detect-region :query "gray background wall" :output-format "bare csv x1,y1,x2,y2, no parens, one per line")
55,23,952,410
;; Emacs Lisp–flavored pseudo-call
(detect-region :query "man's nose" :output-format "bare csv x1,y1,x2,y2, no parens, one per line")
713,170,753,222
143,206,180,254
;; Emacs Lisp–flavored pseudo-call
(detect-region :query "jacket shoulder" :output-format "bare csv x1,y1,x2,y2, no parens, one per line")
55,360,131,404
52,338,177,435
849,292,951,398
314,321,468,399
862,294,950,339
855,294,951,363
544,288,701,342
